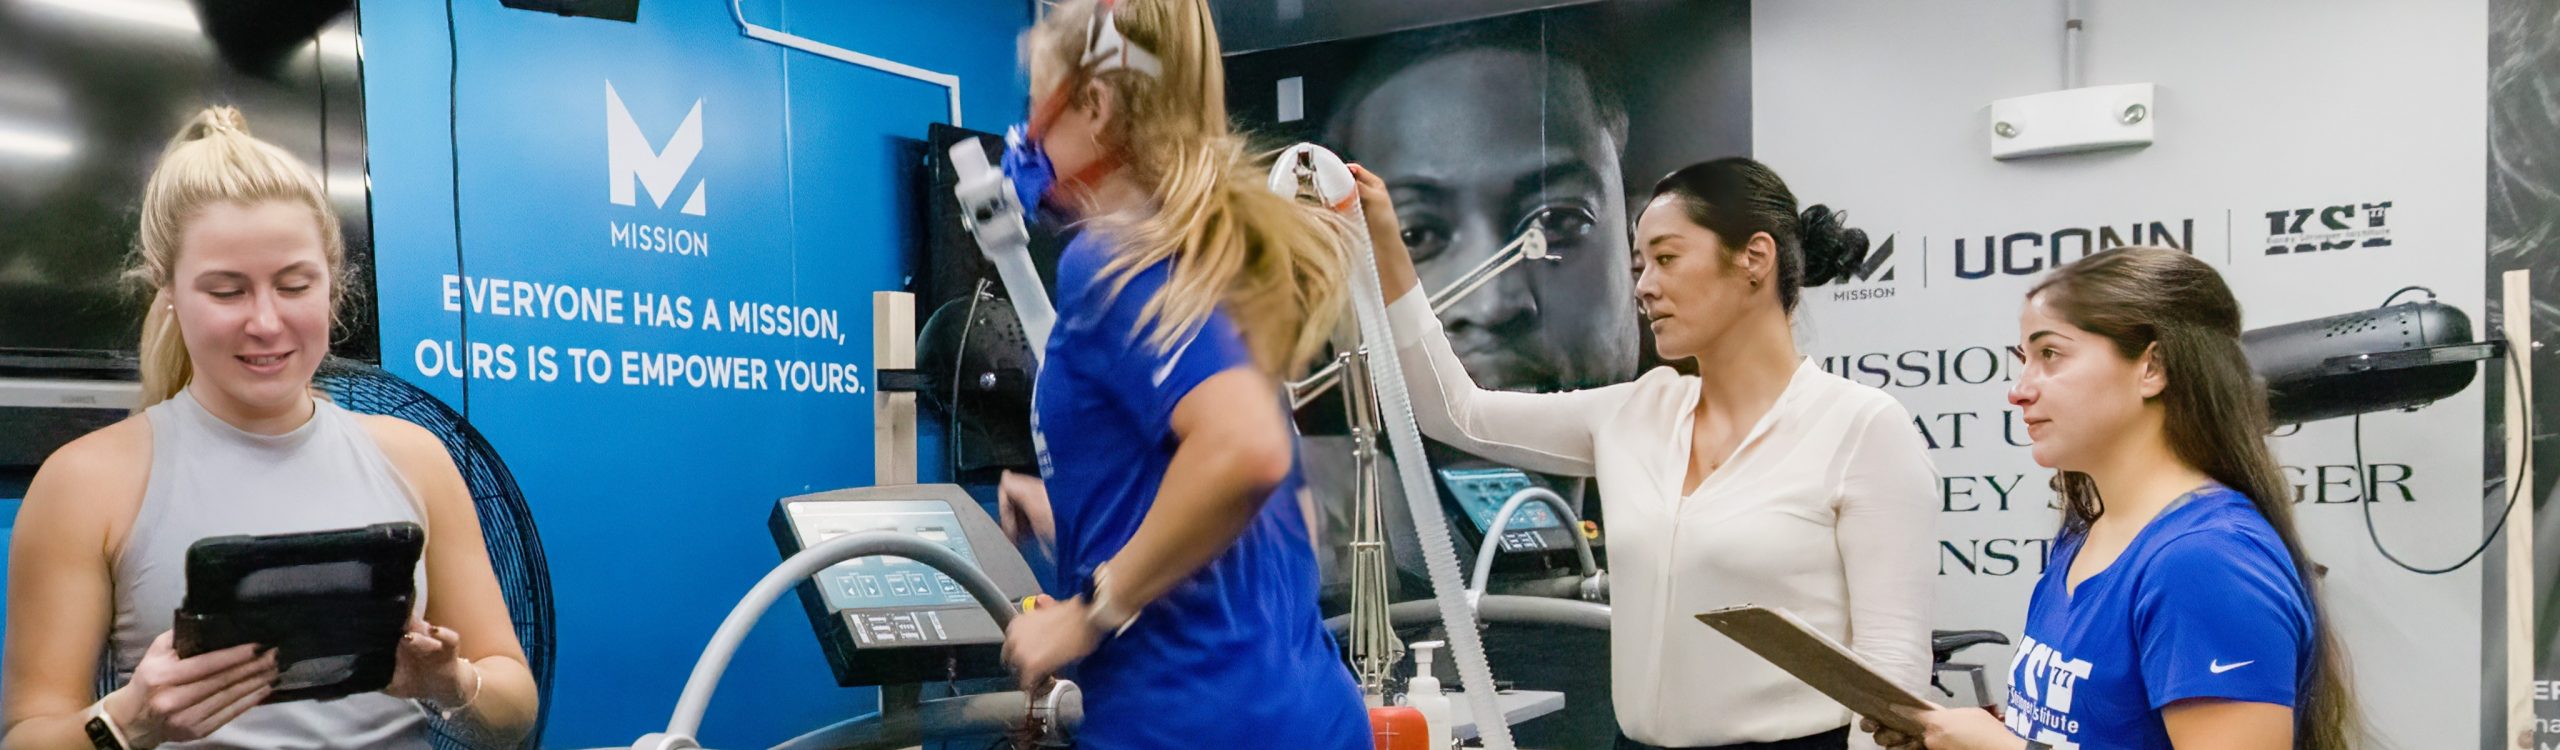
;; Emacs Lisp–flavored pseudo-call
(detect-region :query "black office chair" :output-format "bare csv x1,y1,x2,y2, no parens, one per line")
1929,629,2011,705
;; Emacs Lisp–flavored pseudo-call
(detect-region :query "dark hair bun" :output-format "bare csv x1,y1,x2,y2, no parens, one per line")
1796,204,1870,287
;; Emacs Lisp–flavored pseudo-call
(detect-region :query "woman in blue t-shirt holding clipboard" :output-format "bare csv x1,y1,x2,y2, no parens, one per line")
1866,247,2358,750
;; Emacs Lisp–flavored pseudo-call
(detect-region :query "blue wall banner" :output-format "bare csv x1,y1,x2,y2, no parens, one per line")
358,1,1027,745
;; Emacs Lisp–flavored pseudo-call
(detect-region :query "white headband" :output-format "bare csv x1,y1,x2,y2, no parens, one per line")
1081,4,1163,79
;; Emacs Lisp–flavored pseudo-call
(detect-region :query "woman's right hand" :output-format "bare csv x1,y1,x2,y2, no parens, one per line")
1346,164,1402,254
1861,715,1924,750
1347,164,1422,300
109,631,279,747
1859,707,2028,750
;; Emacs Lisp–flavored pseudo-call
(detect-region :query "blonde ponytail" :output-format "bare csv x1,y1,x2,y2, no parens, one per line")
135,289,192,412
1030,0,1350,378
126,106,348,410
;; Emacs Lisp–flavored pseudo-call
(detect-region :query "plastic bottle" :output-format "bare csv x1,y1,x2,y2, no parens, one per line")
1401,640,1454,748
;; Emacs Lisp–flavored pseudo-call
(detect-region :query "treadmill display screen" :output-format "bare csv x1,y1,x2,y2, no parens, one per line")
783,500,981,611
1439,467,1563,532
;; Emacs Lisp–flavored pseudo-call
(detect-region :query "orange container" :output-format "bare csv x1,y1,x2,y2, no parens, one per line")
1369,705,1428,750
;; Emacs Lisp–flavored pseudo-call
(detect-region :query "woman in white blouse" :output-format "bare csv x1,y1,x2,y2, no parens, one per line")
1348,157,1938,750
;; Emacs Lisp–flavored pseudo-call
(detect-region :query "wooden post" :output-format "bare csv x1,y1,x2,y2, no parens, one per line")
874,291,916,486
2502,270,2535,750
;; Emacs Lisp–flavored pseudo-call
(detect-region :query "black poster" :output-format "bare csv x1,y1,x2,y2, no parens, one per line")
2487,0,2559,745
1221,3,1749,746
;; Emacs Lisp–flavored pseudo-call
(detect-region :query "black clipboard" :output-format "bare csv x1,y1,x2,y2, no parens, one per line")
1694,605,1942,735
175,522,424,703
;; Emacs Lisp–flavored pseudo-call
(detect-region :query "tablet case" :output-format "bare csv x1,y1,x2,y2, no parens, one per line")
176,522,424,704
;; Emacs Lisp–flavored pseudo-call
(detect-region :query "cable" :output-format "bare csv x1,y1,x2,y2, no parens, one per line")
2365,286,2426,307
950,279,987,480
2351,285,2529,575
445,0,471,418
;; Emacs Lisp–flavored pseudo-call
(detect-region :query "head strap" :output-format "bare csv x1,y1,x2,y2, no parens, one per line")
1081,1,1162,79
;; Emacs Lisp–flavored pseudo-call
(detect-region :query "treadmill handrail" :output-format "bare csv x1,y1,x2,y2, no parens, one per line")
1468,486,1602,606
660,531,1018,742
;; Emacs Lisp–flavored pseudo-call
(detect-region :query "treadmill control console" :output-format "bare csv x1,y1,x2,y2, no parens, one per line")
770,484,1041,687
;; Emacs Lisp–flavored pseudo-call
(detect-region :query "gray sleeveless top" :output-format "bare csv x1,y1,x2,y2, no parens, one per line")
111,388,431,749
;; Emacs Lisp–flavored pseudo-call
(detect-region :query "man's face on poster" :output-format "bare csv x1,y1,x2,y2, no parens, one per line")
1337,47,1641,392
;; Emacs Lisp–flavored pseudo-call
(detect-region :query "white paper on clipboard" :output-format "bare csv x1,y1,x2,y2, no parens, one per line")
1694,604,1943,735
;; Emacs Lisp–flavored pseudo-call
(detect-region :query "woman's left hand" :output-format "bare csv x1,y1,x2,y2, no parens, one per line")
382,618,474,707
997,470,1057,547
1001,595,1103,691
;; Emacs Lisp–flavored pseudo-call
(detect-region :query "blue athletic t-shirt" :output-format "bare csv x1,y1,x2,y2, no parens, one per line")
2004,484,2313,749
1029,231,1367,750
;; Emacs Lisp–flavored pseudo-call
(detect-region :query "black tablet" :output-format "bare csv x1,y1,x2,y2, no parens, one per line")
175,522,424,704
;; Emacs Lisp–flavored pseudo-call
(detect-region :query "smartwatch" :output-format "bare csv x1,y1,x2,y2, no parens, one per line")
84,703,132,750
1081,564,1140,638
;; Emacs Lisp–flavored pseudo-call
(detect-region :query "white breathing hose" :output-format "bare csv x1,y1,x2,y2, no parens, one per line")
653,531,1017,744
1467,486,1603,608
1268,143,1515,750
948,139,1056,362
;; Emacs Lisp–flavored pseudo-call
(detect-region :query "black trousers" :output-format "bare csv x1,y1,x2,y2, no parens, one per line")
1615,725,1850,750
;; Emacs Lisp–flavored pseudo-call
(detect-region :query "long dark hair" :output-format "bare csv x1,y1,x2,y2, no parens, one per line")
2030,246,2358,749
1648,157,1867,314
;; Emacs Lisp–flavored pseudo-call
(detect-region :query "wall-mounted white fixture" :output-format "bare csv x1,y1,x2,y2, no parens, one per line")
1988,0,2154,161
1988,82,2155,160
